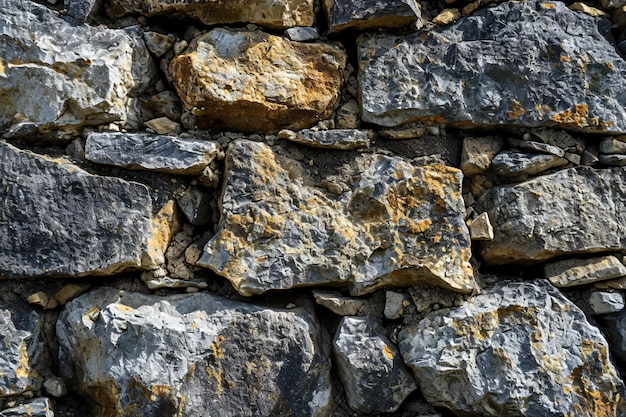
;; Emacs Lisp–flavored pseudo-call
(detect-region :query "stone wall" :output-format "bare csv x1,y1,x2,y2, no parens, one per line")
2,0,626,416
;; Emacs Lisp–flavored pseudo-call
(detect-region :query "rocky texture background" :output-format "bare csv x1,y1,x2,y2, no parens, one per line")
2,0,626,416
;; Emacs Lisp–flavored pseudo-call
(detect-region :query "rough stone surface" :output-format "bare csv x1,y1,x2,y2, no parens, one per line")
600,154,626,166
324,0,421,33
358,0,626,132
0,141,158,277
599,309,626,363
469,212,494,241
491,150,568,177
169,29,346,133
177,186,212,226
460,136,504,176
0,292,45,397
106,0,314,29
508,138,566,157
279,129,373,150
284,27,319,41
545,255,626,287
588,291,625,315
57,287,332,417
65,0,102,21
0,398,54,417
85,132,219,175
0,0,155,138
333,317,417,413
198,139,474,296
399,280,626,417
600,138,626,154
530,128,586,154
312,291,369,316
476,166,626,264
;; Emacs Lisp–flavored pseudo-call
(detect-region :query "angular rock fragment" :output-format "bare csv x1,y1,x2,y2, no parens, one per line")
530,128,586,154
508,138,566,157
106,0,314,29
57,288,332,417
65,0,102,21
284,27,319,42
491,150,568,177
324,0,421,33
0,398,54,417
476,166,626,264
460,136,504,176
85,132,219,175
359,0,626,132
599,309,626,362
545,255,626,287
169,29,346,133
399,280,626,417
333,317,416,413
588,291,625,315
600,154,626,166
0,0,155,138
469,212,493,241
198,140,474,295
0,141,159,277
0,292,45,397
600,138,626,154
279,129,373,150
177,186,212,226
312,291,369,316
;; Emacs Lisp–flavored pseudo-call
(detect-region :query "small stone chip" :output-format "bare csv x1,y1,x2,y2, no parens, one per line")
469,212,494,241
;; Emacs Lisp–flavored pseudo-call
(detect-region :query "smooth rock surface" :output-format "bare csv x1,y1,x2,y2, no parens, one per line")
324,0,421,33
358,0,626,132
492,150,568,177
399,280,626,416
106,0,314,29
198,139,475,296
0,0,155,138
169,29,346,133
600,154,626,166
600,138,626,154
85,132,219,175
588,291,625,315
0,398,54,417
545,255,626,287
0,292,45,397
0,141,158,277
333,317,417,413
57,287,332,417
279,129,373,150
476,166,626,264
469,212,494,241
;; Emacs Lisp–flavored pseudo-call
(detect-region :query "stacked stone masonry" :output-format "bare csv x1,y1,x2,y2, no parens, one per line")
2,0,626,416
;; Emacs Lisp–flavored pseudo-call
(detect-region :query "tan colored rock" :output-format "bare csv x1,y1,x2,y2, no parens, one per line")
144,117,181,136
469,212,494,241
545,255,626,288
432,8,460,25
595,276,626,290
27,292,50,308
461,136,504,176
54,284,89,305
106,0,315,29
169,29,346,133
569,2,609,17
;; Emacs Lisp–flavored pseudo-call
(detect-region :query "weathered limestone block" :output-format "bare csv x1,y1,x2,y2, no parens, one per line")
198,140,474,295
57,288,332,417
491,150,568,177
106,0,314,29
279,129,373,150
333,317,417,413
460,136,504,176
545,255,626,287
475,166,626,264
0,141,161,277
169,29,346,133
399,280,626,417
324,0,421,33
359,0,626,132
0,0,155,138
588,291,625,315
85,132,220,175
0,398,54,417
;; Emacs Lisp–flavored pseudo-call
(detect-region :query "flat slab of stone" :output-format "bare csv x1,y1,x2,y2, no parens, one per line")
545,255,626,287
169,29,345,133
57,287,332,417
0,398,54,417
492,150,568,177
106,0,314,29
0,141,157,277
324,0,420,33
85,132,220,175
279,129,373,150
0,0,155,138
198,139,475,296
476,166,626,264
358,0,626,132
399,280,626,416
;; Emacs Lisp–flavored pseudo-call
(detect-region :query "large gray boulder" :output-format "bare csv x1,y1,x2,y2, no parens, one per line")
198,139,475,296
399,280,626,417
0,0,155,138
358,0,626,133
0,141,160,277
57,288,332,417
0,292,45,397
475,166,626,264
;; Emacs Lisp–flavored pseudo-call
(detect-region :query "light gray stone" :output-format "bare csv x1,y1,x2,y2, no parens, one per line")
581,146,600,165
588,291,625,315
85,132,220,175
285,27,319,41
359,0,626,133
198,140,475,296
0,141,160,278
312,291,369,316
57,287,332,417
399,280,626,417
476,166,626,264
324,0,421,33
508,138,566,157
0,398,54,417
143,32,175,57
384,291,411,319
530,128,586,154
460,136,504,176
492,150,568,177
600,138,626,154
0,0,155,138
279,129,373,150
333,317,417,413
600,154,626,166
43,377,67,398
545,255,626,288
